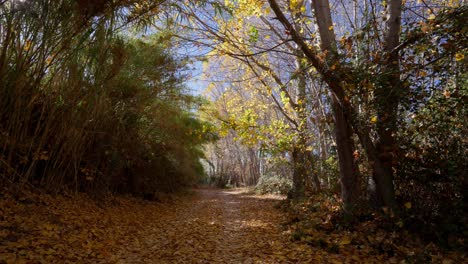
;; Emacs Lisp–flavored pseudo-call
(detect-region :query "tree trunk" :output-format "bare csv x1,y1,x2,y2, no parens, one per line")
371,0,402,209
306,150,322,191
311,0,361,211
288,79,308,198
288,10,310,199
330,91,361,212
267,0,398,210
289,145,306,199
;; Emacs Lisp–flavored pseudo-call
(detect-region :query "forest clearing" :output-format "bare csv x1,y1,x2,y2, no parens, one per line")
0,0,467,263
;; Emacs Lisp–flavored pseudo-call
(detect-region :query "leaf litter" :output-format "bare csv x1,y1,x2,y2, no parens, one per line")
0,187,464,263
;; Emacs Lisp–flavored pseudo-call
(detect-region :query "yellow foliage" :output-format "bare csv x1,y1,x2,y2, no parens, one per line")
404,202,412,209
455,52,464,61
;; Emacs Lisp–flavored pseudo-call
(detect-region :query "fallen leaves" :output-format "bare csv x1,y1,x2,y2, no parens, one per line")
0,186,170,263
1,187,465,263
280,194,466,264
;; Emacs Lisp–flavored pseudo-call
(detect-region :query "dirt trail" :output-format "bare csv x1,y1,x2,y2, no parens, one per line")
115,188,324,263
1,188,345,263
3,188,464,263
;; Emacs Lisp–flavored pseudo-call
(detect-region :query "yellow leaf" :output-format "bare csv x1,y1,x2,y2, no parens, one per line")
328,25,334,31
404,202,412,209
340,236,351,245
370,116,378,124
443,90,451,98
428,14,436,20
45,248,56,255
455,52,464,61
24,41,32,51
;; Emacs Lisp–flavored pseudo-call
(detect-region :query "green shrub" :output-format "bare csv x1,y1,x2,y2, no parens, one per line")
255,174,292,195
0,1,214,197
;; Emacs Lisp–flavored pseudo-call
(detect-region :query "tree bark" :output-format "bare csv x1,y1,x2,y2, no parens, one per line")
311,0,361,211
371,0,402,209
290,145,306,199
331,93,361,211
287,4,311,199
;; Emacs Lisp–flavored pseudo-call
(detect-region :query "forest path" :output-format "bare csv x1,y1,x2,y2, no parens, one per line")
115,188,326,263
1,187,353,263
3,187,463,264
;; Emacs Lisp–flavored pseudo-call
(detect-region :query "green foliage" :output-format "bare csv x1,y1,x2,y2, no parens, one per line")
322,156,340,190
0,1,213,197
391,7,467,244
395,71,467,245
255,174,292,195
248,25,259,43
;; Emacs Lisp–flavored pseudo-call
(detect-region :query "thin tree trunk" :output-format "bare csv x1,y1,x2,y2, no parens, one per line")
311,0,361,212
330,91,361,212
289,69,308,198
288,4,310,199
371,0,402,209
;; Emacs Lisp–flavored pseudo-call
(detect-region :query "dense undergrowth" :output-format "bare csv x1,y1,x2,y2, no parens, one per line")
0,0,214,197
278,193,466,262
255,174,292,195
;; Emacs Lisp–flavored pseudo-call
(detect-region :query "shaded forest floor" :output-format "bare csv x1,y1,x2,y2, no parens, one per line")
0,187,465,263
